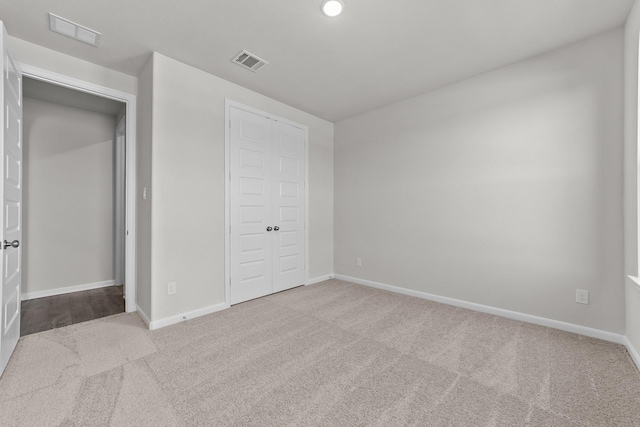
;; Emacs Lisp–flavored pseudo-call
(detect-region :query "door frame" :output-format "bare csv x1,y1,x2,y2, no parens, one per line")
115,116,126,286
224,99,309,306
20,64,138,312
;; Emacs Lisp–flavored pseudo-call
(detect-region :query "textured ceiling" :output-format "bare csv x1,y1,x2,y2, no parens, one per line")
0,0,634,122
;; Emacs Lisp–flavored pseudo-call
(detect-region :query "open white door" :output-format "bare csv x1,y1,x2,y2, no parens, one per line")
0,22,22,377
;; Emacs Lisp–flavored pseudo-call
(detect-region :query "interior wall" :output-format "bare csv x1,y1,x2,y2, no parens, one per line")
136,55,153,319
22,97,116,295
624,0,640,357
149,52,334,322
9,36,137,95
334,28,625,333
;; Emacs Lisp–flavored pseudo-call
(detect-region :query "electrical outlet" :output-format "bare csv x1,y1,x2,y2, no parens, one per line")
576,289,589,305
356,257,362,267
167,282,177,296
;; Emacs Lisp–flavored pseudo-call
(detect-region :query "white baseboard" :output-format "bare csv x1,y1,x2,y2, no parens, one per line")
306,274,334,286
624,336,640,372
21,280,116,301
148,302,229,330
333,274,626,345
136,305,151,328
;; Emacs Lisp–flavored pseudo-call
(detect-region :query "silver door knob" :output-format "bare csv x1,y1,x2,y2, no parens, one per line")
3,240,19,249
274,226,280,231
266,226,273,232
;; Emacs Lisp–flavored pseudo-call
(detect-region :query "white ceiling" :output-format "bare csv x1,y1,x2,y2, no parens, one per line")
23,77,125,117
0,0,634,122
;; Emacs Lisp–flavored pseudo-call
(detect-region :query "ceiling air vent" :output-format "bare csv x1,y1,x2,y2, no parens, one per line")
232,50,269,72
49,13,101,47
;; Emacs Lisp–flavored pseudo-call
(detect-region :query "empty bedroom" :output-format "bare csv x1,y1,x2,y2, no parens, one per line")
0,0,639,425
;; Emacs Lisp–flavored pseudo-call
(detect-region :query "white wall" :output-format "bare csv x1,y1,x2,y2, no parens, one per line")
22,98,115,295
10,37,137,96
624,0,640,358
149,53,334,322
335,29,625,333
136,56,153,318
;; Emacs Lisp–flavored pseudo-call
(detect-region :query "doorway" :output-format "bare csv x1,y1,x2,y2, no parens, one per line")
13,64,137,338
16,65,138,320
19,77,127,335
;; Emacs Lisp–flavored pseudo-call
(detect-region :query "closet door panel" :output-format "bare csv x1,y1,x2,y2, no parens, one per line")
271,121,306,292
230,108,273,304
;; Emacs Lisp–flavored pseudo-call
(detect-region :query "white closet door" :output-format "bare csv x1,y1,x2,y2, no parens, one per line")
271,120,305,292
229,107,273,304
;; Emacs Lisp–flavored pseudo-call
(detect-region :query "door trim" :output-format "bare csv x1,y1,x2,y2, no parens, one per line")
20,64,138,313
224,99,309,306
115,116,126,286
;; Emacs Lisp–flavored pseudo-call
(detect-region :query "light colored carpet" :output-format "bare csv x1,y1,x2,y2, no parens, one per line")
0,279,639,426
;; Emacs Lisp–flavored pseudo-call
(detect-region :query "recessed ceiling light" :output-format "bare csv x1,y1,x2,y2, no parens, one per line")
49,13,101,47
321,0,345,17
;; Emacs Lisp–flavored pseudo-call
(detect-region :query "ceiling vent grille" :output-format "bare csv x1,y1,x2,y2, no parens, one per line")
232,50,269,72
49,13,101,47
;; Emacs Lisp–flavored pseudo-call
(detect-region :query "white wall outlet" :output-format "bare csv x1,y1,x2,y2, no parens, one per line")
576,289,589,305
143,187,147,200
356,257,362,267
168,282,177,296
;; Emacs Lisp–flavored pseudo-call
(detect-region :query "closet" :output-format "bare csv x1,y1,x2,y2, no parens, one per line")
229,106,306,304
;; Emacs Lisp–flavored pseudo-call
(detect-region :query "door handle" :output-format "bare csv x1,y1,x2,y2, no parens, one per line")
266,226,273,232
273,226,280,231
4,240,19,249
